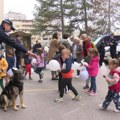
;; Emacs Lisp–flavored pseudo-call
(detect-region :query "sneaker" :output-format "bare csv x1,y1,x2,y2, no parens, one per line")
83,85,89,89
113,109,120,113
54,97,63,102
98,104,106,110
89,92,97,96
52,78,58,80
38,79,43,82
75,75,79,78
72,95,80,101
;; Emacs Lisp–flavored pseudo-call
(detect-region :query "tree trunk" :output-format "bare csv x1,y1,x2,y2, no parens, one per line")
60,0,64,36
108,0,111,33
83,0,88,34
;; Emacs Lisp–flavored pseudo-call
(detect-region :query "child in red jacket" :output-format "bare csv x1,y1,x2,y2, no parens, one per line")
99,59,120,112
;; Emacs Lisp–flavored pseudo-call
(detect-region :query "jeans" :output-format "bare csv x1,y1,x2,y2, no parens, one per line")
90,77,96,92
102,90,120,110
59,78,78,98
35,67,44,79
0,79,4,89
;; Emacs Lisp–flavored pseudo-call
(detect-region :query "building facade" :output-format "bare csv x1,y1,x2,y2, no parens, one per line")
4,11,26,20
5,11,50,46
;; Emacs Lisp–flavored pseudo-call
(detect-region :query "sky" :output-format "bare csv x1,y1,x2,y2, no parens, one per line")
4,0,37,19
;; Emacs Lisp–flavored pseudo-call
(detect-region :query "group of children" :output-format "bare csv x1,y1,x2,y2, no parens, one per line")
0,47,46,91
53,46,120,113
0,45,120,113
20,48,46,82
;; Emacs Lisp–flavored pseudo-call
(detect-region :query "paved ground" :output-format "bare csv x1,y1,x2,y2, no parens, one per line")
0,65,120,120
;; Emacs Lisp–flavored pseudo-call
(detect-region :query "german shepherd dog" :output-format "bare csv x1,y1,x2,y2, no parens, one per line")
0,68,26,111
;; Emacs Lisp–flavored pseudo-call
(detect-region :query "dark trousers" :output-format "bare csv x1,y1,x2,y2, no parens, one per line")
16,57,21,69
99,52,105,66
90,77,96,92
59,78,78,98
58,73,62,92
77,70,80,76
110,50,116,58
35,67,43,80
102,90,120,110
58,73,69,92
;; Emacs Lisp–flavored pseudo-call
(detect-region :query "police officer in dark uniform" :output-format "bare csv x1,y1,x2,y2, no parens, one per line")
109,33,117,58
97,39,105,67
0,19,36,58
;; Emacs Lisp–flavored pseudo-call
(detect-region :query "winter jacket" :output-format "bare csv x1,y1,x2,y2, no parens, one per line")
35,53,45,68
24,55,32,64
83,40,92,57
61,57,73,78
6,56,15,70
106,67,120,92
47,39,58,63
72,43,82,63
0,58,8,79
59,39,71,50
87,56,99,77
0,25,27,53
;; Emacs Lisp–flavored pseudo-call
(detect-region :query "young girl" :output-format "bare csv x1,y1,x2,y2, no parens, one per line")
99,59,120,112
84,48,99,96
55,48,79,102
24,54,32,80
35,48,45,82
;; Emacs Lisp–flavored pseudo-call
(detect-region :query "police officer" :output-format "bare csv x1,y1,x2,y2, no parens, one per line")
97,39,105,66
0,19,36,58
109,33,117,58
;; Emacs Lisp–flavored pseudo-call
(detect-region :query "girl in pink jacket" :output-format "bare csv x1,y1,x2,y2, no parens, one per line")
84,48,99,96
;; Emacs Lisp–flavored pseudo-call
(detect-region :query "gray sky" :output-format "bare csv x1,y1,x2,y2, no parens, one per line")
4,0,36,19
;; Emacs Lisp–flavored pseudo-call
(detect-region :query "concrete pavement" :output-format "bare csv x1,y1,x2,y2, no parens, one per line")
0,66,120,120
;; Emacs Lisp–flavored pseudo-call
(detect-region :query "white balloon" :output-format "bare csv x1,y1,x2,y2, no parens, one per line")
79,67,89,81
31,58,37,65
44,46,49,52
72,62,80,70
48,60,60,71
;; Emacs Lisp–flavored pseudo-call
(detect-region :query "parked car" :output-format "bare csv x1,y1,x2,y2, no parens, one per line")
94,34,120,54
94,34,120,65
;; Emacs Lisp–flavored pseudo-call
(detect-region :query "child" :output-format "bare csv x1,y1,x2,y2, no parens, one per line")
84,48,99,96
99,59,120,112
55,48,79,102
0,53,8,89
6,50,15,83
35,48,45,82
24,54,32,80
